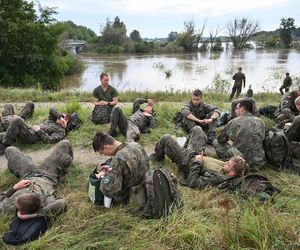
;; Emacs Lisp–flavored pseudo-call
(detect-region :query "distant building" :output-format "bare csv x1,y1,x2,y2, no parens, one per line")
60,39,86,54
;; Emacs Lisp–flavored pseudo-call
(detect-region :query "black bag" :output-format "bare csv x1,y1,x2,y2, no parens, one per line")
218,174,280,201
88,167,105,205
66,112,81,133
263,128,293,171
258,105,277,119
3,216,47,245
142,168,182,219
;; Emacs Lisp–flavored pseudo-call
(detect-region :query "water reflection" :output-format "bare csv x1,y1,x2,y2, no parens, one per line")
60,50,300,92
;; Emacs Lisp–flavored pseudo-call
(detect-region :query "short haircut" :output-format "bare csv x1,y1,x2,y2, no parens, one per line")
295,96,300,105
93,131,115,152
286,72,289,76
237,99,253,113
238,67,242,70
192,89,203,97
232,156,249,177
16,193,41,214
100,72,109,80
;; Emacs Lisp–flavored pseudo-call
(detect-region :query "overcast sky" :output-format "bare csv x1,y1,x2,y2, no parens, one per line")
38,0,300,38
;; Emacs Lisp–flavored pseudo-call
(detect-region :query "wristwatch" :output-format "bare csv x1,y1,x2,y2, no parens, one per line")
108,102,110,106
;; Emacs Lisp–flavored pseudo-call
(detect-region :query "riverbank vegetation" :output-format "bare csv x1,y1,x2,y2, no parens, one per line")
0,94,299,249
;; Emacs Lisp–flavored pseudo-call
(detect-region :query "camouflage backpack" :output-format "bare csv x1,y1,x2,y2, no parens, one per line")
263,128,293,171
141,168,182,219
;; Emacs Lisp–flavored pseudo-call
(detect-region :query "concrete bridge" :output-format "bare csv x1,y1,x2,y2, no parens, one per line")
61,39,86,54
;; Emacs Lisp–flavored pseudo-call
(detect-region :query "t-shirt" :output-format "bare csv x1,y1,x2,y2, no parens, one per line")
93,85,118,102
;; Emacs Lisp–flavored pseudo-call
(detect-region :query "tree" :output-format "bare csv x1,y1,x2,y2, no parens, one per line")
0,0,67,89
176,20,205,52
100,16,128,46
226,18,260,49
167,31,178,42
209,26,222,51
279,17,296,48
130,30,142,41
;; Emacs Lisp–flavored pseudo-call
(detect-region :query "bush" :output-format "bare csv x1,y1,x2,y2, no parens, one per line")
61,53,85,75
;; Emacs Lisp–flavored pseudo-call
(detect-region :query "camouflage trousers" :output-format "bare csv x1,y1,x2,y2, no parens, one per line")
2,117,38,145
154,126,207,173
0,140,73,214
110,107,140,142
91,105,112,124
1,102,35,119
182,113,218,134
274,108,296,123
230,83,242,100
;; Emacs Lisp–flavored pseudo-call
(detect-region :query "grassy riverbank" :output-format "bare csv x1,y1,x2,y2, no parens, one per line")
0,92,299,249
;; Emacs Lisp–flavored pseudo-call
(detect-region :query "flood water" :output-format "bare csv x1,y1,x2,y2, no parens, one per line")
60,49,300,93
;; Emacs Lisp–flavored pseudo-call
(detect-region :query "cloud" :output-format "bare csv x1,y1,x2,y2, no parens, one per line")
39,0,290,16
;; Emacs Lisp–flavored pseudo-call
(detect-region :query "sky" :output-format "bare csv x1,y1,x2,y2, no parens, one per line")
38,0,300,38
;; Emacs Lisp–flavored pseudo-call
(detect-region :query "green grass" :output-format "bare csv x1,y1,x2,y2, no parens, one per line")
0,91,299,249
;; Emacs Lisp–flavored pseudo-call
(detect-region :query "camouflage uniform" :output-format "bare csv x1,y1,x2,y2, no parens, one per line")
274,91,300,123
154,126,207,175
181,101,221,134
100,142,149,204
187,158,230,189
215,112,266,171
2,108,65,145
110,98,157,141
286,115,300,158
0,140,73,214
0,102,35,133
230,97,259,119
279,75,292,95
91,85,118,124
230,72,246,100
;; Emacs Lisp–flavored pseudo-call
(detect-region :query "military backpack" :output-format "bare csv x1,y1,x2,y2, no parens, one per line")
263,128,293,171
141,168,182,219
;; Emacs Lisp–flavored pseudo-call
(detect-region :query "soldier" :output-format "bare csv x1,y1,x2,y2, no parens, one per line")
274,89,300,124
230,96,259,119
214,99,266,171
179,89,221,144
91,73,118,124
109,98,157,141
152,126,208,178
92,131,149,204
180,153,248,189
230,67,246,100
279,73,292,95
0,102,35,133
246,85,253,98
0,140,73,215
0,107,69,155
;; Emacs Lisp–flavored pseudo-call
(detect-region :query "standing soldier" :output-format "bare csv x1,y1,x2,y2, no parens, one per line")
279,73,292,95
91,73,118,124
230,67,246,100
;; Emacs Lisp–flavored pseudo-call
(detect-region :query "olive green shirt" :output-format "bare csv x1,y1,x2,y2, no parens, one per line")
93,85,118,102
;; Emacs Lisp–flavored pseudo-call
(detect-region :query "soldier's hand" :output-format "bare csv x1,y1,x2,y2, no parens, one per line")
197,120,205,125
13,180,31,190
148,99,156,106
32,125,41,132
195,153,204,163
100,165,112,172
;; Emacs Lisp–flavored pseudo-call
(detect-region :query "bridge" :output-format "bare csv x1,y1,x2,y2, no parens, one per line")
60,39,86,54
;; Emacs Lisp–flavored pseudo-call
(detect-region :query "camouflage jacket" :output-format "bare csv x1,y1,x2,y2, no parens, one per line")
100,142,149,203
218,112,266,169
277,91,299,116
232,72,246,86
0,115,16,132
181,101,221,120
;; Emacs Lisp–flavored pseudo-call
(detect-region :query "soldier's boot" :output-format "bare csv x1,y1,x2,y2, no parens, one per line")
19,101,35,120
0,143,10,156
109,129,118,137
207,131,216,145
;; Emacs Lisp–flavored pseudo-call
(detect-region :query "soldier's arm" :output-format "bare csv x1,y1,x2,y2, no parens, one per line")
148,115,158,128
280,96,292,111
188,159,211,189
37,129,65,144
132,98,148,113
100,158,124,198
205,104,221,119
217,121,232,143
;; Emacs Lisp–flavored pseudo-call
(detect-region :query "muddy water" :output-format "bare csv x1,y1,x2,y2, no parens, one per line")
60,49,300,93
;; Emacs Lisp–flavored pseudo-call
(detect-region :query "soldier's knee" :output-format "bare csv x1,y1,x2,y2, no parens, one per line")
294,115,300,123
4,146,20,158
57,140,73,158
11,116,23,125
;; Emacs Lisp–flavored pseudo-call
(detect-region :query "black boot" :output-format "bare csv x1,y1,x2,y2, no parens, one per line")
207,132,216,145
0,143,9,156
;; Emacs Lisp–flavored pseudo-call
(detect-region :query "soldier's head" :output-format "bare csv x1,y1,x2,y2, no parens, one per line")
238,67,242,72
223,156,249,177
16,193,41,216
235,99,253,116
143,105,153,114
100,73,109,88
191,89,203,107
286,72,290,76
56,115,69,129
295,96,300,112
93,131,121,156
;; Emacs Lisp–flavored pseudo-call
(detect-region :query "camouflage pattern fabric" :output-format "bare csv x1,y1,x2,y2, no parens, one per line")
91,105,112,124
279,75,292,94
100,142,149,204
0,140,73,214
1,104,14,117
286,115,300,158
154,126,207,174
181,101,220,133
217,112,266,171
18,102,35,120
274,91,300,122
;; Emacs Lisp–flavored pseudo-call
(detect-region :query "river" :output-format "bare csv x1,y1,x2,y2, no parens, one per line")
60,49,300,93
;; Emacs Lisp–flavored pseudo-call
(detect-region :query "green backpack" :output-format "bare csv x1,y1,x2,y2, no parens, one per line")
88,167,104,205
142,168,182,219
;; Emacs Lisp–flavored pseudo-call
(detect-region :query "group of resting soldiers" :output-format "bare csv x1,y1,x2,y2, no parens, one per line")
0,71,300,235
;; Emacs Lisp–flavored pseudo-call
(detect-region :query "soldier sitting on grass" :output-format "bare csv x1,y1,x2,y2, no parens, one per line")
0,107,70,155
